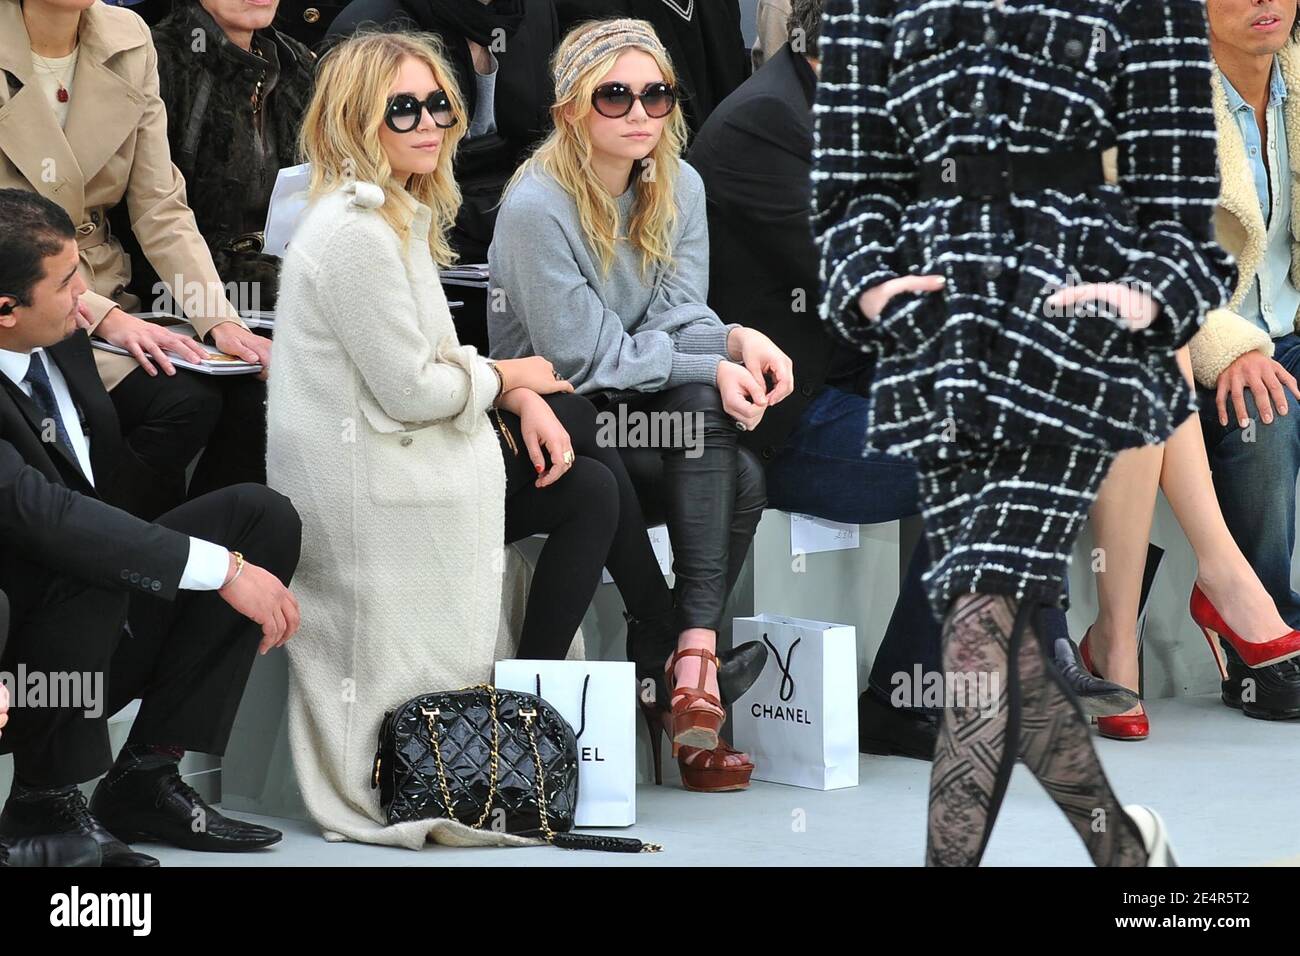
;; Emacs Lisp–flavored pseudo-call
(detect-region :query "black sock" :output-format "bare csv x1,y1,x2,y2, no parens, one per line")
105,743,184,785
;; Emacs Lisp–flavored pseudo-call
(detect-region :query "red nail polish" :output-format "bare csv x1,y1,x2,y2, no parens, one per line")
535,464,544,474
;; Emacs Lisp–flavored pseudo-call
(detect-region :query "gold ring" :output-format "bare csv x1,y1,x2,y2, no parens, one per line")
562,450,575,465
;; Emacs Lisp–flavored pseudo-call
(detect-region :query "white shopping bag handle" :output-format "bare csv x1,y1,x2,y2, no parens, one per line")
762,632,802,703
534,673,591,740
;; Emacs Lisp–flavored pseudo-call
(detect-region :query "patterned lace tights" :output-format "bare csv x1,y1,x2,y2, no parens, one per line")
925,593,1149,866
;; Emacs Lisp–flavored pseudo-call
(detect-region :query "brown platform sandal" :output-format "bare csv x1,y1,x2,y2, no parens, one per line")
665,647,724,753
677,741,754,792
638,705,754,791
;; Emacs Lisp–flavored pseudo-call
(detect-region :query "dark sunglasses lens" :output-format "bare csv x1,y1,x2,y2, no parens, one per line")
641,87,675,117
430,93,456,128
594,87,634,117
387,95,421,131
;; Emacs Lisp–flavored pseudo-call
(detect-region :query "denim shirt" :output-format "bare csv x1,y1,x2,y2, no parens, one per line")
1220,61,1300,340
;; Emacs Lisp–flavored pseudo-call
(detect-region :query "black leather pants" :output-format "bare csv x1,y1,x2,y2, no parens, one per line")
595,383,767,635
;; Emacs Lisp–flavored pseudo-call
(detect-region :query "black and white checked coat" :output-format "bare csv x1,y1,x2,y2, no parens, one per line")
811,0,1237,465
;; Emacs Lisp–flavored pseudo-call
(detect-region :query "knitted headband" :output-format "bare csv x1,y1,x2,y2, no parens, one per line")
552,19,668,103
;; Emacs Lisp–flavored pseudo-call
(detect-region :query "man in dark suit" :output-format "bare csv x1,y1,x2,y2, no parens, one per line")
0,189,302,866
688,0,1131,758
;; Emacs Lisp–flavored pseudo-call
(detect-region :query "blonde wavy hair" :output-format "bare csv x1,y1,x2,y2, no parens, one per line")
299,32,467,265
505,19,689,281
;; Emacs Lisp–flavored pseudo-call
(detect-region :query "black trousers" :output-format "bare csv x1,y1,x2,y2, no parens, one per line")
593,383,767,635
498,393,673,659
111,367,268,521
0,484,301,786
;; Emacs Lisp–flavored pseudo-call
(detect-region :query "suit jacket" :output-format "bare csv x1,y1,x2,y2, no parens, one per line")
689,43,840,459
0,0,245,391
0,333,190,618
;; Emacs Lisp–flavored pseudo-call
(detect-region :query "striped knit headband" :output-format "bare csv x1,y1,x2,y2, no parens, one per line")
553,19,668,102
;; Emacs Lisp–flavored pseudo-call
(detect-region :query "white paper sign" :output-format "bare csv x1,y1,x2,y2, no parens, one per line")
790,513,860,556
603,524,671,584
263,162,312,258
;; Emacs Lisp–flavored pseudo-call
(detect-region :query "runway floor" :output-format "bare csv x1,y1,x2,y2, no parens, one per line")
148,693,1299,867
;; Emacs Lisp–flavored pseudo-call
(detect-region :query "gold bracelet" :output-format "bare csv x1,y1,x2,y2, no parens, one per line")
222,550,245,589
488,361,505,401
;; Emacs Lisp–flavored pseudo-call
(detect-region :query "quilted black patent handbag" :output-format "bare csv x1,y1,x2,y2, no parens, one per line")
371,684,660,852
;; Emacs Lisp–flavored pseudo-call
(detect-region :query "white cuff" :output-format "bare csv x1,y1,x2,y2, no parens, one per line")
181,537,231,591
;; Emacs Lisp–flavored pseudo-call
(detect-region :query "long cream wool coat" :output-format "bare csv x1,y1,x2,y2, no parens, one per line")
268,181,577,849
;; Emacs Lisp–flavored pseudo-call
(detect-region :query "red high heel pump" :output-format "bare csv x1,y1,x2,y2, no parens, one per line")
1189,584,1300,679
1079,628,1148,741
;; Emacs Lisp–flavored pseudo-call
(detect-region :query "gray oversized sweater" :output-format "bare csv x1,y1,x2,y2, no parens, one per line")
487,159,737,393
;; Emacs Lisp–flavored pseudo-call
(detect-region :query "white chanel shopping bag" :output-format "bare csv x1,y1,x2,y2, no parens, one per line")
730,614,859,790
494,660,637,827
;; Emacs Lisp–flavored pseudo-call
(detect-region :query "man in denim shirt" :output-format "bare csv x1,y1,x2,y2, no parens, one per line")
1191,0,1300,719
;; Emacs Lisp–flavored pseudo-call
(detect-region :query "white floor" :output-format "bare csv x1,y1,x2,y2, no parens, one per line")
147,693,1300,867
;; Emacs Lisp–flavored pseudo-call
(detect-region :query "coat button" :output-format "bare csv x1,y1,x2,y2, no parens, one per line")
140,577,151,589
761,447,774,461
76,222,95,236
800,383,815,397
1064,39,1085,60
400,436,413,447
983,261,1002,279
983,27,998,46
121,569,130,580
152,580,162,592
970,95,987,118
130,572,140,584
303,7,321,22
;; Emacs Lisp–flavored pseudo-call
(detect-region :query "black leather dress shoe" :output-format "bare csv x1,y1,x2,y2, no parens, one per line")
1221,638,1300,720
0,789,158,867
1052,637,1141,718
90,765,282,853
858,687,939,761
0,833,102,867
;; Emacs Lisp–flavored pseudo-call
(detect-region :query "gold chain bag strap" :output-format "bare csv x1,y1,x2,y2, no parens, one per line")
372,684,661,853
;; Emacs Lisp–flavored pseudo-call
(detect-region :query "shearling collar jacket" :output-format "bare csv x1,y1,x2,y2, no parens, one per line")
1187,43,1300,388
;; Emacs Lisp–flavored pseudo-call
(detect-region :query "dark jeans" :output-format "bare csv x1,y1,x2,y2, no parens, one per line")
765,385,1072,706
0,484,301,786
1197,331,1300,629
499,393,673,660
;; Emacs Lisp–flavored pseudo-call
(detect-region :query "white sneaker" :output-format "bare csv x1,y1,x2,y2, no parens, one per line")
1123,805,1178,866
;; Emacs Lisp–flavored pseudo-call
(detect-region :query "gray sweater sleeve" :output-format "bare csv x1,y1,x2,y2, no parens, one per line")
489,183,721,393
652,166,740,356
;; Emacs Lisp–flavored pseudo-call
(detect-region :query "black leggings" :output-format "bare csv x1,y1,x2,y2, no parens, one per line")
499,393,672,659
596,383,767,635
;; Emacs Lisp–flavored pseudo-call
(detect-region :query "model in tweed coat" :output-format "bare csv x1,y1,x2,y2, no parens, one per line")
813,0,1234,866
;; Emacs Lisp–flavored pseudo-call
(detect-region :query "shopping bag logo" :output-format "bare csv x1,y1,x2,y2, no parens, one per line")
536,673,604,762
763,632,801,702
750,633,812,725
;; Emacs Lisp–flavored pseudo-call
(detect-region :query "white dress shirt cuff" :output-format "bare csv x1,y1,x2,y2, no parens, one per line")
181,537,231,591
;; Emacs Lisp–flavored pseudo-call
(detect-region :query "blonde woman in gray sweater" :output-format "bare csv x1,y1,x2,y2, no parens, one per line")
489,18,793,791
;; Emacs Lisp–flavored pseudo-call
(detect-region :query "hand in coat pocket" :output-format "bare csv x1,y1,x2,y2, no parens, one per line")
1045,283,1159,331
857,274,946,321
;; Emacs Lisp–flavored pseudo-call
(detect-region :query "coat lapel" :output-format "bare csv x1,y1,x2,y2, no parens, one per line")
61,4,147,201
0,1,86,215
1210,62,1268,309
0,359,90,489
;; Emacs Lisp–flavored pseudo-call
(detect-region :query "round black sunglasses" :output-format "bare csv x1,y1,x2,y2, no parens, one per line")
385,91,458,133
590,82,678,119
